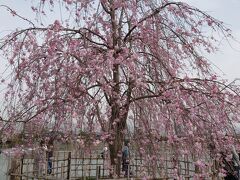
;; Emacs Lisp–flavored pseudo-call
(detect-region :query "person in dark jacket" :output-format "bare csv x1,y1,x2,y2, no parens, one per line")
47,139,54,174
122,141,130,176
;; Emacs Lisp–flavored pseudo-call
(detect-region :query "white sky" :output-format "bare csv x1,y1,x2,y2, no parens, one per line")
0,0,240,82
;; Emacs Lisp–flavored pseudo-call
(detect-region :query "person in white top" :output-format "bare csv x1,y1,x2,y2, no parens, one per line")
101,144,108,159
33,140,47,176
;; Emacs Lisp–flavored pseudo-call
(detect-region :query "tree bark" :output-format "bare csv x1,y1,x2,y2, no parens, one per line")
109,117,127,176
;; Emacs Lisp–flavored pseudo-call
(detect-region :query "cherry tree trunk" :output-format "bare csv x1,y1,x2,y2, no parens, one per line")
109,124,125,177
108,92,128,176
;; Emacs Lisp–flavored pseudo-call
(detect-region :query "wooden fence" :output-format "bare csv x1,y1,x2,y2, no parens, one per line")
8,150,226,180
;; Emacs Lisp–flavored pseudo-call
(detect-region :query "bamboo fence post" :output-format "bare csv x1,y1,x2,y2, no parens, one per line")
64,152,66,177
26,160,29,180
67,151,71,179
97,153,100,178
74,151,77,178
165,144,168,178
102,157,105,178
135,157,138,177
82,153,85,179
56,151,59,178
52,151,54,176
96,166,100,180
7,155,11,178
187,156,190,179
179,159,182,177
31,158,34,180
72,152,77,177
45,157,48,179
61,162,64,178
89,154,92,178
20,156,24,180
83,162,86,180
127,164,130,180
184,156,186,176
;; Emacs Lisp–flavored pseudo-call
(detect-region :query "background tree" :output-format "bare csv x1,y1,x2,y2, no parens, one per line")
1,0,240,177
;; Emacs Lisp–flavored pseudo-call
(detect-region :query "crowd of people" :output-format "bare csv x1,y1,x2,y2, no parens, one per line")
33,139,132,177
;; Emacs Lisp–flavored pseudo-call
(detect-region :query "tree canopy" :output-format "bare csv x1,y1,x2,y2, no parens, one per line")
1,0,240,178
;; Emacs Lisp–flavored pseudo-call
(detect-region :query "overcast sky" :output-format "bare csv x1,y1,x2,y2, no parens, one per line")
182,0,240,82
0,0,240,82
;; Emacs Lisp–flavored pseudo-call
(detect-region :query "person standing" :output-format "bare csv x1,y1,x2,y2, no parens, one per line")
122,141,130,177
47,139,54,174
101,144,108,159
33,140,47,176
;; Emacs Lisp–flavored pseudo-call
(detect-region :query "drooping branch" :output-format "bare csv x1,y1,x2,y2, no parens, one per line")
123,2,183,42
